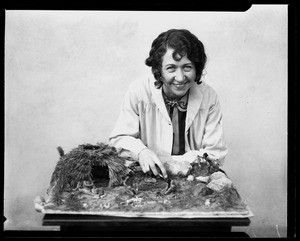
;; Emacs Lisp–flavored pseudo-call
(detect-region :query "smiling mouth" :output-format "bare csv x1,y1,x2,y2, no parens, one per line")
173,82,188,87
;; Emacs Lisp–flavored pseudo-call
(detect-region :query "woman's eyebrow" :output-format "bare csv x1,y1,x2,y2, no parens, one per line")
164,62,193,67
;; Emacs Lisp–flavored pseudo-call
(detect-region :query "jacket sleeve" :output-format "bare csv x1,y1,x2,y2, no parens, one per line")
109,83,147,161
198,94,228,166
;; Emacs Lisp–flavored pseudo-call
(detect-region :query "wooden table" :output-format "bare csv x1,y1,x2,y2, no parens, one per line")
42,214,251,237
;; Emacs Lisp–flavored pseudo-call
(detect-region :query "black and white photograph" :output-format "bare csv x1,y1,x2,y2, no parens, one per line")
4,5,291,238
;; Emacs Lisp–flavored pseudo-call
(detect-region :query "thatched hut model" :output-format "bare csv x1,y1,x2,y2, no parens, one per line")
47,143,133,204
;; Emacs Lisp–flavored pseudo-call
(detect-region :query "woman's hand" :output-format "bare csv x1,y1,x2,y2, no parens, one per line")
138,148,168,178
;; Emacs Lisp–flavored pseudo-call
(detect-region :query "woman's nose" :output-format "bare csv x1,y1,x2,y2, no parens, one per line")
175,69,185,82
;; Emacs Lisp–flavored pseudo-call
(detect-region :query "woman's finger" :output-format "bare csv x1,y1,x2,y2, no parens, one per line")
149,163,158,176
139,156,150,173
152,156,168,178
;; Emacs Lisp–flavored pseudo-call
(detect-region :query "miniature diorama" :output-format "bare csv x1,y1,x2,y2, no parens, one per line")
35,143,253,218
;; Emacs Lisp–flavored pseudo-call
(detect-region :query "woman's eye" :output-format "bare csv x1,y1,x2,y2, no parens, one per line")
184,66,193,71
166,66,175,71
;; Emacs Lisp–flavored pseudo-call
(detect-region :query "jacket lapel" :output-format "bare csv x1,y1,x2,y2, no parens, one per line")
186,81,203,132
149,77,171,122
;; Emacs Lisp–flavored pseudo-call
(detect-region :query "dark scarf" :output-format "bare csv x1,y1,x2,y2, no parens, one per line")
162,90,189,155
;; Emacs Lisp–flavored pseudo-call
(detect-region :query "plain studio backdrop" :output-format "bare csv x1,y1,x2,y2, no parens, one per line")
5,5,287,237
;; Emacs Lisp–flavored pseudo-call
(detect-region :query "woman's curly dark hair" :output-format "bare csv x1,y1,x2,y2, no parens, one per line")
145,29,207,88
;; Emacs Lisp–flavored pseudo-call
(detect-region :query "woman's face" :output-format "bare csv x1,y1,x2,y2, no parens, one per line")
161,48,196,100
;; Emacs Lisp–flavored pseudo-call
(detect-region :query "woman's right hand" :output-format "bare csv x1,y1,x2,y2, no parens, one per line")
138,148,168,178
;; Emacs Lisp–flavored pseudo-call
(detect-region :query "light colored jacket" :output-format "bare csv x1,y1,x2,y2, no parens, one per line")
109,76,228,165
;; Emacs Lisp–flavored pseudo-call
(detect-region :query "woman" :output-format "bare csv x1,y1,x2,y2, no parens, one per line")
109,29,228,178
